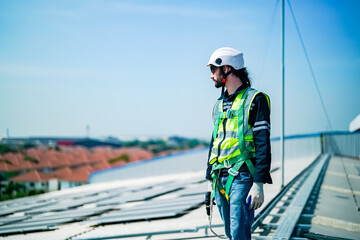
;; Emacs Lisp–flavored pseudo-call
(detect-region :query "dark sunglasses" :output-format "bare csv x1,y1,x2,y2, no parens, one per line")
210,65,218,74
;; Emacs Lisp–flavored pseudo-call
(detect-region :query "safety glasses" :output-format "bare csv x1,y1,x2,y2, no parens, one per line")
210,65,218,74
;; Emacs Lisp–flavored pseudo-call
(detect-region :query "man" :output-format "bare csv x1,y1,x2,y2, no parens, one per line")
205,47,272,240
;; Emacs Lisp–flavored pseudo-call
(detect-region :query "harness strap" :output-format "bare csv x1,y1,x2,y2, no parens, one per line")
212,116,223,140
224,158,255,200
211,171,230,202
210,152,255,203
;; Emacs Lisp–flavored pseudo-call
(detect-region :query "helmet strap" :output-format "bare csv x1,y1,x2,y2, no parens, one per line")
219,66,232,98
219,66,233,84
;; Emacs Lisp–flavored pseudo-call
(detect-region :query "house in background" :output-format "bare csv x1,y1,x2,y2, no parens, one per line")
2,146,154,192
1,135,204,194
9,170,59,192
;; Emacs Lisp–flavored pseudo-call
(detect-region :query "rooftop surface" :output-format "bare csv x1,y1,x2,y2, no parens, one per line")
0,146,359,239
0,148,317,240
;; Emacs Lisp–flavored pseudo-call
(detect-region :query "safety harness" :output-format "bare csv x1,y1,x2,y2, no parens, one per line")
209,87,269,203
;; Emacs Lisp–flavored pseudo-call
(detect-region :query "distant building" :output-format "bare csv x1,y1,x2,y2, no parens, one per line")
10,170,56,192
2,146,153,192
9,167,94,191
1,137,122,148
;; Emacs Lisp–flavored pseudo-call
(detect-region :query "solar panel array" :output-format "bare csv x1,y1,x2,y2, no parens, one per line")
0,175,207,236
89,194,204,225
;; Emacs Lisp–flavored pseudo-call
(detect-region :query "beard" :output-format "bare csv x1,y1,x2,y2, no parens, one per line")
214,78,225,88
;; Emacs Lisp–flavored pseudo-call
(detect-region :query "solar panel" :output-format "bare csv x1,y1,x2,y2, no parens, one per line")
0,225,56,235
51,189,112,200
0,216,30,226
0,195,43,209
25,206,114,222
0,160,207,237
96,184,184,207
0,218,70,234
91,206,191,225
174,182,208,196
94,196,127,206
24,193,116,214
0,201,56,217
24,203,68,214
89,194,204,225
94,211,181,225
0,195,201,235
121,195,204,211
0,205,115,236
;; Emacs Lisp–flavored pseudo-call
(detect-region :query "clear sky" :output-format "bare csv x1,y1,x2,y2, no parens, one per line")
0,0,359,140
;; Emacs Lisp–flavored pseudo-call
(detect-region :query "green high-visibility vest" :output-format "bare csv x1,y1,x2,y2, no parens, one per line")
209,87,270,202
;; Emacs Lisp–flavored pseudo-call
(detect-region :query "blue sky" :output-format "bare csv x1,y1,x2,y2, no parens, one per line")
0,0,359,140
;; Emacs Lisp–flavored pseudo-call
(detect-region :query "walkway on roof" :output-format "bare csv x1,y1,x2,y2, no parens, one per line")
304,155,360,239
250,154,360,240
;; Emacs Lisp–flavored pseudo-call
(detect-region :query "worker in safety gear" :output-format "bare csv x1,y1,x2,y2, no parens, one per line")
205,47,272,240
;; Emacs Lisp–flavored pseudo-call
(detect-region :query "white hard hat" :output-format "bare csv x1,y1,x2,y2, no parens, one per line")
207,47,244,70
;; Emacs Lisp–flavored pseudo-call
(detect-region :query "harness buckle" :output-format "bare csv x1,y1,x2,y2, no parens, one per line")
228,168,239,177
225,110,234,119
223,159,231,168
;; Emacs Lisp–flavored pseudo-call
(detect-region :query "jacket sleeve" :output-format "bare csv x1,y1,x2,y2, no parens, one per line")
205,135,214,181
249,93,273,184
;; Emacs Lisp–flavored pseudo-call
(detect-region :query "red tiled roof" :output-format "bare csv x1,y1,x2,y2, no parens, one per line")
0,153,32,171
0,161,9,171
10,170,52,182
49,166,93,183
26,148,41,160
91,161,111,171
49,167,72,179
110,147,153,162
71,165,93,182
2,146,155,183
109,160,127,167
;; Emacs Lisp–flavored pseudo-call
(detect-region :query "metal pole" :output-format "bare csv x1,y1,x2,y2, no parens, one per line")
281,0,285,188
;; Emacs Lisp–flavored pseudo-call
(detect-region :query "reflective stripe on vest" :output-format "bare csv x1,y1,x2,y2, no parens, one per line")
243,90,271,152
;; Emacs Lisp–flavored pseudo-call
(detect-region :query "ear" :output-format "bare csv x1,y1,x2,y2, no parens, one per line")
223,65,231,73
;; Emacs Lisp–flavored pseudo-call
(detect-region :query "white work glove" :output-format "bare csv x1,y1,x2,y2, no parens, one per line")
246,182,264,210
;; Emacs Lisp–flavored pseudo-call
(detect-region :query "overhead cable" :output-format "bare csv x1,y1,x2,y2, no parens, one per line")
257,0,279,78
287,0,333,130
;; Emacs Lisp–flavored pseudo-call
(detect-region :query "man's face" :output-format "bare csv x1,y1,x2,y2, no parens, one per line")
210,65,223,88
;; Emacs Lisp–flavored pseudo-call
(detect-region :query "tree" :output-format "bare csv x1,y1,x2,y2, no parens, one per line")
0,144,17,154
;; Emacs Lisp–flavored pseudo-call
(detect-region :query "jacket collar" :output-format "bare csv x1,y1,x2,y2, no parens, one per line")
218,84,248,101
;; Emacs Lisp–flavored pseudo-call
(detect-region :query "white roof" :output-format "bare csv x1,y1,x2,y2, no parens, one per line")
350,114,360,132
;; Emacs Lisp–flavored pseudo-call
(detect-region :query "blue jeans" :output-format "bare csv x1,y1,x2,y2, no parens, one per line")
215,171,254,240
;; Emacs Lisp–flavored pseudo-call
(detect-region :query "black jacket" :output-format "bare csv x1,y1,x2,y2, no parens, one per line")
205,84,273,184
